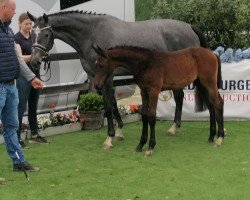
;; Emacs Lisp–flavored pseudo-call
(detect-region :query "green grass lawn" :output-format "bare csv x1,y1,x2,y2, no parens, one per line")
0,120,250,200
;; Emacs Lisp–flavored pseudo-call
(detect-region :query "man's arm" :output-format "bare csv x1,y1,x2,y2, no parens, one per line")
14,44,43,89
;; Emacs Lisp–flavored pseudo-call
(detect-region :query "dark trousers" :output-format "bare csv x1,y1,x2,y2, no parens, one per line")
16,75,40,141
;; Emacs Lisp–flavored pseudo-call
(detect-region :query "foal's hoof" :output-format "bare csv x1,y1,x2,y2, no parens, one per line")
103,137,113,150
103,143,113,150
213,137,223,147
145,150,153,157
135,145,143,152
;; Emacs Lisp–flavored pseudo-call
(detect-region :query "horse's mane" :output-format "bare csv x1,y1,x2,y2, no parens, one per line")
46,10,106,18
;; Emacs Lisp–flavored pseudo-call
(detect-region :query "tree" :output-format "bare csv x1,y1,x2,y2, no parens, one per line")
136,0,250,49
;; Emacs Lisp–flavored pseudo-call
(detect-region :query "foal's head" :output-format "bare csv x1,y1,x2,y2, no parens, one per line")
92,45,116,90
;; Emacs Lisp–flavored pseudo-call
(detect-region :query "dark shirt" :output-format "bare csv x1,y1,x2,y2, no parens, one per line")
14,31,32,68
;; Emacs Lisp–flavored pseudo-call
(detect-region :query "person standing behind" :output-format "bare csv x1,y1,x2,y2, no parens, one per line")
14,13,49,148
0,0,43,174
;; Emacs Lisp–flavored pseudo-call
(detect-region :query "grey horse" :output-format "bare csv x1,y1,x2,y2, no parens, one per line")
27,11,208,150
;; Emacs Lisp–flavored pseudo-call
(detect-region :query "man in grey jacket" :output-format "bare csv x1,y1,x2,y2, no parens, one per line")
0,0,43,180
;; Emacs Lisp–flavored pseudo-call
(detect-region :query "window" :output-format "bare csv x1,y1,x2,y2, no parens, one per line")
60,0,91,10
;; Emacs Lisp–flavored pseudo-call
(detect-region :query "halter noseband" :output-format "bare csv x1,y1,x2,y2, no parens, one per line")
31,26,54,59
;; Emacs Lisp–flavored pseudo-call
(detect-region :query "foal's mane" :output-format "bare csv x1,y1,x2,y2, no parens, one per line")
107,46,155,63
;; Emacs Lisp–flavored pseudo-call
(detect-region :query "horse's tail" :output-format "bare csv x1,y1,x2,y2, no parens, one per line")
216,54,222,89
191,25,208,48
193,79,208,112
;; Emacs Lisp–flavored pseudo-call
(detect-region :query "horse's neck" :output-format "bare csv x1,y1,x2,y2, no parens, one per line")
49,14,102,54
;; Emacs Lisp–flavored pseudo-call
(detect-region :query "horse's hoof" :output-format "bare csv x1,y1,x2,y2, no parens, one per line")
135,145,143,152
166,131,175,137
114,134,125,141
114,128,125,141
166,123,177,136
213,137,223,147
145,150,153,157
208,138,214,143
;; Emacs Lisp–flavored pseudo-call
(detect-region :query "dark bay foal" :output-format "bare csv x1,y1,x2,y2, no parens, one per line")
92,45,225,156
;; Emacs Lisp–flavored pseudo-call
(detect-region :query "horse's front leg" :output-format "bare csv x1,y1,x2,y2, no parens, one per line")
102,80,116,150
145,90,159,157
166,89,184,136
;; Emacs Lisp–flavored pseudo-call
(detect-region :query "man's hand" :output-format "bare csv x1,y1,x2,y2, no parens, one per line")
31,77,43,89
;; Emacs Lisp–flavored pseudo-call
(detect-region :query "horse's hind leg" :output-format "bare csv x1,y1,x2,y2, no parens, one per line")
166,89,184,136
135,90,149,152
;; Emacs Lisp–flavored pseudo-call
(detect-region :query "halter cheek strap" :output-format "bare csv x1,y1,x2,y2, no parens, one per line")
31,26,53,59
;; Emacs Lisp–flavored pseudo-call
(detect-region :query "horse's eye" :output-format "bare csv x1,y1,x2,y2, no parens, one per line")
44,34,49,37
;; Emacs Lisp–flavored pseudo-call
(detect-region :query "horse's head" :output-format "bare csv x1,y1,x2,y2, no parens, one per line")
92,45,115,90
27,12,54,69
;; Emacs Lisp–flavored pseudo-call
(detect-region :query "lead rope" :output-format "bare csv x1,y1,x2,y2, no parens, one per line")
39,58,52,82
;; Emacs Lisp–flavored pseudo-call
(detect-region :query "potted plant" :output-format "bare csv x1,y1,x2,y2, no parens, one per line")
77,92,104,130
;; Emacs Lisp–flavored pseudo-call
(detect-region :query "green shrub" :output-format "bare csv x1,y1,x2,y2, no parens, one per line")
77,92,104,111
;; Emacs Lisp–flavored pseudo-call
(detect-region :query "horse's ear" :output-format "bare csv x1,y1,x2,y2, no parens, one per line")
43,13,49,23
92,44,107,58
27,12,37,22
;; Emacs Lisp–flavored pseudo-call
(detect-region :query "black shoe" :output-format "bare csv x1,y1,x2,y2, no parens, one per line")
29,135,50,144
13,161,40,172
19,140,29,149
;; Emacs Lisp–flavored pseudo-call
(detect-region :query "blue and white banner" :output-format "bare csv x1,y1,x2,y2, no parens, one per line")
157,60,250,120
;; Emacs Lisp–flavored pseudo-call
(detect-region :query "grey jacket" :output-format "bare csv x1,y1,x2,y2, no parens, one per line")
14,44,35,82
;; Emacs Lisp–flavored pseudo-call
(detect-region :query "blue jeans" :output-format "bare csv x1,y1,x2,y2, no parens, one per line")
0,83,25,164
16,75,40,140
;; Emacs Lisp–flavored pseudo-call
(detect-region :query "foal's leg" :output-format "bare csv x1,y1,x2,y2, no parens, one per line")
205,100,217,143
102,80,116,150
166,89,184,136
111,91,125,141
145,90,159,157
206,88,225,147
213,92,225,147
135,89,149,152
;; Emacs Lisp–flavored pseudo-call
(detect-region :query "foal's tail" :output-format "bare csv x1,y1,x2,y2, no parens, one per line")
194,79,208,112
194,54,222,112
216,54,222,89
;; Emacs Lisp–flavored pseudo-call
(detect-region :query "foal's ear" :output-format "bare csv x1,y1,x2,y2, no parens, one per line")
43,13,49,23
92,44,107,58
27,12,38,22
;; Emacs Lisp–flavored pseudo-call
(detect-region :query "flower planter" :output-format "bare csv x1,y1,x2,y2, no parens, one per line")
38,122,82,137
103,113,141,126
79,110,104,130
